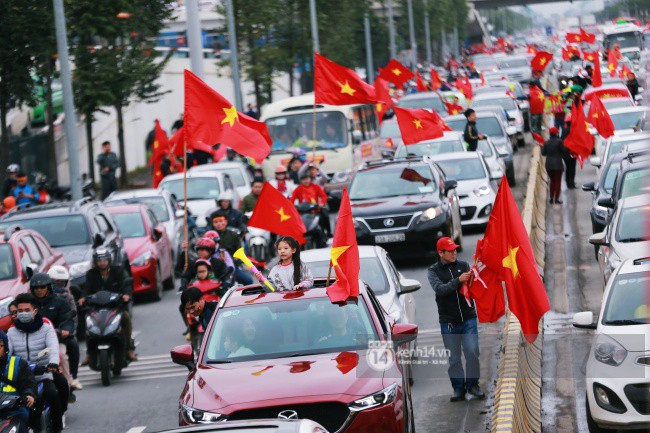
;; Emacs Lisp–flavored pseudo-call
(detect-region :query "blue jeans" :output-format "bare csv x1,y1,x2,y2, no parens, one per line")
234,268,253,285
440,317,480,392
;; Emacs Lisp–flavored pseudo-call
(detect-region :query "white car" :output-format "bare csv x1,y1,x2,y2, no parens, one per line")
477,138,506,181
471,91,525,145
592,132,650,176
573,258,650,432
189,160,253,199
393,131,466,158
301,245,420,327
607,106,649,134
429,152,498,227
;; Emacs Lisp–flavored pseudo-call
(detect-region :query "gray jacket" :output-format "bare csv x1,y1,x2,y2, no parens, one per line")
8,322,60,381
97,152,120,177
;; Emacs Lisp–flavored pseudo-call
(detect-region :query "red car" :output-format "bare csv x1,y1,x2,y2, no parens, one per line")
0,225,67,330
171,279,417,432
107,204,174,301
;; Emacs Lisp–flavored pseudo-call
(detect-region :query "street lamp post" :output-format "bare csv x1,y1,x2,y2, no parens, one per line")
309,0,320,53
185,0,204,79
387,0,396,59
225,0,243,111
364,12,374,84
407,0,417,69
424,8,432,66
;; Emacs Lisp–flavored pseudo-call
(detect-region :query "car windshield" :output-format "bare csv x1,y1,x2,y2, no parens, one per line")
603,164,618,192
215,168,247,187
398,96,445,114
604,100,634,110
497,58,528,68
473,97,517,111
610,111,645,130
111,213,146,238
395,139,463,157
266,111,348,153
305,257,390,295
606,32,642,49
477,140,493,157
616,204,650,242
436,158,486,181
0,215,89,247
380,121,400,138
608,138,645,161
446,117,505,137
161,178,221,200
474,58,497,69
0,244,17,281
602,271,650,324
349,165,436,200
203,297,378,362
107,196,169,222
620,168,650,199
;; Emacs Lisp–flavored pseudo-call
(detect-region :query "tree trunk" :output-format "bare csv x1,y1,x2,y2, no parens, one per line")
288,63,294,97
85,115,95,183
0,87,9,171
115,104,127,188
44,73,57,181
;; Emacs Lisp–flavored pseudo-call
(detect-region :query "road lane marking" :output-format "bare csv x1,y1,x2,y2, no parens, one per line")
126,427,146,433
82,371,188,387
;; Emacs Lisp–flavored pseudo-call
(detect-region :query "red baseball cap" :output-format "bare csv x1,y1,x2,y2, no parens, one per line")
436,237,460,252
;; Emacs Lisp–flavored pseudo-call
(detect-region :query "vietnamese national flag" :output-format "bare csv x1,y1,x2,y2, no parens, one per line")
607,50,619,77
619,64,632,79
580,27,596,44
472,178,550,342
455,76,473,101
184,70,272,163
582,50,598,63
169,126,185,157
326,189,360,303
532,132,545,146
430,67,442,91
148,119,170,168
587,97,615,139
377,59,414,88
531,51,553,72
527,45,538,55
393,107,445,145
374,78,393,124
444,100,464,116
561,47,570,61
565,32,582,43
431,109,453,132
564,99,595,167
247,182,306,244
567,45,581,59
415,72,428,92
592,51,602,88
314,53,377,105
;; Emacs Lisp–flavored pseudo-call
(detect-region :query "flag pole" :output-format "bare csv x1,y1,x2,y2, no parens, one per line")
326,263,332,286
183,139,189,270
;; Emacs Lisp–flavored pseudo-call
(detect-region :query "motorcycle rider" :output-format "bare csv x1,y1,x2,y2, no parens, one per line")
204,231,236,270
7,293,66,433
291,173,331,238
298,162,329,188
209,212,254,285
239,179,263,214
79,249,138,362
268,165,296,197
1,164,20,199
0,330,36,433
12,174,40,207
211,192,245,232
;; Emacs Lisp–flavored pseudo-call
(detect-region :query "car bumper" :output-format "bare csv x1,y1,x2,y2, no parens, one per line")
587,377,650,429
355,214,450,250
131,262,157,295
459,197,493,227
343,399,406,432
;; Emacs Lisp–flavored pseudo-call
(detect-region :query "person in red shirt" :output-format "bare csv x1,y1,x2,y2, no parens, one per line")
528,83,546,134
291,173,330,237
444,95,464,116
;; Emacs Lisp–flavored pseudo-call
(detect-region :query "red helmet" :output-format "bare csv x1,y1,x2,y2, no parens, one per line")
204,230,220,242
193,258,212,271
195,238,216,253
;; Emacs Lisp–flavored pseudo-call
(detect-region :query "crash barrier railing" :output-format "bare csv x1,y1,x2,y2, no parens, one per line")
491,142,548,433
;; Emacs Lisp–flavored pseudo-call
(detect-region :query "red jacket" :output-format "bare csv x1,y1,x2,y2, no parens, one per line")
529,85,545,115
291,184,328,206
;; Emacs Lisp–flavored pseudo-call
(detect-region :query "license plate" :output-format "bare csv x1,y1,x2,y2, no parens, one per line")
375,233,406,243
460,208,467,216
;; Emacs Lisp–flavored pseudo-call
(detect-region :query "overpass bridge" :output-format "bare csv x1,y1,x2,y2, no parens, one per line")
470,0,571,9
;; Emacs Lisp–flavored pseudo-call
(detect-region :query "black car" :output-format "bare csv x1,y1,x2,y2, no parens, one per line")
0,197,131,294
349,157,463,254
596,150,650,217
582,153,626,235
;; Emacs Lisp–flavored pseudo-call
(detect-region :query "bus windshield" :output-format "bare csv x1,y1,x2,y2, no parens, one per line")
606,31,642,49
266,111,348,153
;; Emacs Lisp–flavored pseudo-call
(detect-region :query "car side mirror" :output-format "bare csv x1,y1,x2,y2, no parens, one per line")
391,323,418,346
572,311,597,330
589,231,608,246
92,233,105,248
24,263,38,281
398,278,421,295
597,196,615,209
351,130,363,145
171,344,195,371
444,180,458,194
581,182,595,192
589,156,601,168
152,227,163,241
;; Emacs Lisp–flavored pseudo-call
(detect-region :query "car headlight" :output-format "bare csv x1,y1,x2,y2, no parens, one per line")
131,251,152,267
85,315,100,336
594,334,627,366
419,207,442,222
473,184,491,197
69,261,91,278
105,314,122,335
181,404,227,424
349,383,398,412
0,297,14,318
332,170,353,183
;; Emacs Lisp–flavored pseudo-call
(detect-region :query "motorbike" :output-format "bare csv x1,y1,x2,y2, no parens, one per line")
83,284,133,387
243,212,272,265
296,202,326,249
32,171,95,202
0,394,25,433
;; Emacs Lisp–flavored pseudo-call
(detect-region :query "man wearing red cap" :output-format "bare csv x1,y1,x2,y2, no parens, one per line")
428,237,485,402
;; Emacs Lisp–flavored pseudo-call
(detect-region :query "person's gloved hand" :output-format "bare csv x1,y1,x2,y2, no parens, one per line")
47,363,59,374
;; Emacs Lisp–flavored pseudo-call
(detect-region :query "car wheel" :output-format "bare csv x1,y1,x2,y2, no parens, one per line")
151,264,164,302
163,273,175,291
586,396,614,433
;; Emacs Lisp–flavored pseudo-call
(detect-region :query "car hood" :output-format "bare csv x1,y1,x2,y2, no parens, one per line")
187,199,218,226
455,178,490,196
599,324,650,353
123,237,151,260
188,351,386,412
351,195,440,218
614,240,650,261
0,279,24,300
54,245,92,265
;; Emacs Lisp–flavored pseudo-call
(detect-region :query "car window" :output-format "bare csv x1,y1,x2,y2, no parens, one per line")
497,58,528,68
0,215,90,248
366,289,389,335
602,271,650,324
394,139,464,157
436,158,487,181
0,244,17,281
106,197,170,222
21,236,42,265
380,121,400,139
398,96,445,114
215,168,246,187
473,97,517,111
349,165,437,200
17,240,32,269
610,111,645,130
33,236,51,259
266,111,348,153
147,209,159,228
477,140,494,157
161,177,221,200
446,117,505,137
304,257,390,295
204,298,378,363
616,204,649,242
111,213,147,239
620,167,650,198
603,164,618,192
94,215,110,235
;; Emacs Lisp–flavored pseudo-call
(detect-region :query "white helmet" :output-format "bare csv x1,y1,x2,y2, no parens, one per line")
217,191,233,203
47,265,70,281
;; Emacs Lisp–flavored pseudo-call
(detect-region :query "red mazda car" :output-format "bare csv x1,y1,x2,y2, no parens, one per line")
0,225,67,330
107,204,174,301
171,279,417,432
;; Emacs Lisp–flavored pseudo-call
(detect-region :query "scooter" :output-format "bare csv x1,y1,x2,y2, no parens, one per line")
0,394,25,433
296,202,326,249
244,212,272,264
83,285,133,387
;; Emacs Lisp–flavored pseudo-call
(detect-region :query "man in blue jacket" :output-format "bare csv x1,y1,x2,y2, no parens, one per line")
12,174,39,207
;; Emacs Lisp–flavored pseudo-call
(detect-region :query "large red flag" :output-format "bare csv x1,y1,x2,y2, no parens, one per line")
148,119,170,168
184,70,272,163
607,51,619,77
591,51,602,87
587,97,615,139
564,99,595,167
455,76,473,101
473,178,550,342
377,59,414,88
415,72,428,92
393,107,445,145
326,189,360,303
531,51,553,72
374,78,393,124
169,126,185,157
580,27,596,44
431,109,453,132
247,182,306,245
314,53,377,105
429,67,442,91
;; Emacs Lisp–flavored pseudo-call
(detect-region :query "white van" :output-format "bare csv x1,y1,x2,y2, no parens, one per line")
260,93,382,188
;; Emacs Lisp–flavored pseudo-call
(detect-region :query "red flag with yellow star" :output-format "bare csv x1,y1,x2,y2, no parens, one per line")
429,67,442,91
564,99,595,168
473,177,550,342
607,50,619,77
327,189,360,303
374,78,393,124
580,27,596,44
589,51,603,88
393,107,445,145
565,32,582,43
587,97,615,139
184,69,272,163
247,182,306,245
530,51,553,72
314,53,377,105
148,119,170,168
377,59,414,88
415,72,428,92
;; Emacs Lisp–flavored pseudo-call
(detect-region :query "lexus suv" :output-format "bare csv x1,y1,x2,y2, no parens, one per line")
171,280,418,432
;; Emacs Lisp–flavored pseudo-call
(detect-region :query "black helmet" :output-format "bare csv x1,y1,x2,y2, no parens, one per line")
93,248,112,263
30,273,52,291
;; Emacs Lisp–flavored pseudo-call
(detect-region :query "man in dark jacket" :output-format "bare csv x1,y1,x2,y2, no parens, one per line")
542,127,569,203
462,109,485,151
210,210,242,256
96,141,119,199
0,330,36,431
180,287,218,331
626,71,639,101
428,237,485,402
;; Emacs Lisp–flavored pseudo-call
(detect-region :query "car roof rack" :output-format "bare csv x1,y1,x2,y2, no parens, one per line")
2,224,22,242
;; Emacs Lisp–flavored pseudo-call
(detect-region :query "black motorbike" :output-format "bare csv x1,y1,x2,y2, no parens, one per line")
83,287,133,387
296,202,326,249
0,394,25,433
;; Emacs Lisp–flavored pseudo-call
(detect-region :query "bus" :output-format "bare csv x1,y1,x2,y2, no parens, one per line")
603,24,643,56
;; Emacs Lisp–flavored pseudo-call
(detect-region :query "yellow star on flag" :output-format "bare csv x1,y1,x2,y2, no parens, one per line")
153,141,159,150
275,207,291,222
376,103,383,112
502,246,520,279
221,106,239,127
592,113,598,118
608,64,614,71
540,58,547,65
338,81,356,96
331,245,350,267
392,68,402,76
413,119,423,129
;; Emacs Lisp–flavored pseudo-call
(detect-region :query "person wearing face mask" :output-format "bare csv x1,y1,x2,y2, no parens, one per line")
0,329,37,433
7,293,66,433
